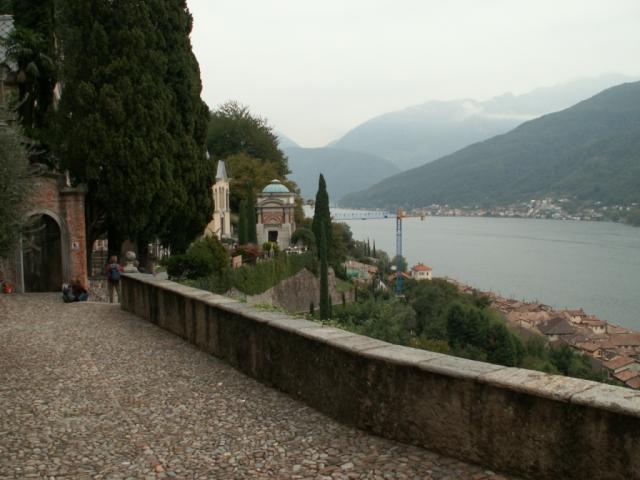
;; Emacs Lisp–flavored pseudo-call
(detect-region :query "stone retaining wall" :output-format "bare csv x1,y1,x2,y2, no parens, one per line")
229,268,354,312
121,273,640,480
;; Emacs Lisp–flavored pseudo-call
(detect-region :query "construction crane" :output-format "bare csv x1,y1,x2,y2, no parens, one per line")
395,208,426,296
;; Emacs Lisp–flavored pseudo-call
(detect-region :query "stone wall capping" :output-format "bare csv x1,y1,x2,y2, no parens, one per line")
202,294,238,305
264,316,320,333
180,288,216,299
418,355,505,380
571,384,640,416
297,326,356,344
122,272,156,284
219,302,272,324
360,344,444,366
167,284,202,295
477,368,601,402
325,334,390,353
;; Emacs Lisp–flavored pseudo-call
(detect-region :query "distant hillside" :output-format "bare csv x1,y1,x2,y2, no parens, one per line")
341,81,640,209
285,147,400,202
277,132,300,149
330,74,635,170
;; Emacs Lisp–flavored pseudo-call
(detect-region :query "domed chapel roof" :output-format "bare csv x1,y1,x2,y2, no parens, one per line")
262,179,290,193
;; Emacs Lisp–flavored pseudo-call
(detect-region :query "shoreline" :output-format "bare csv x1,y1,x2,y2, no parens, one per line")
331,207,638,227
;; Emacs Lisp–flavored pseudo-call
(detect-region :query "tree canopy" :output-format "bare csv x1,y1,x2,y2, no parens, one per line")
207,101,289,177
53,0,211,253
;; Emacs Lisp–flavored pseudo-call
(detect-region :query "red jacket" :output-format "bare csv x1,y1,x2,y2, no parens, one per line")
105,263,124,281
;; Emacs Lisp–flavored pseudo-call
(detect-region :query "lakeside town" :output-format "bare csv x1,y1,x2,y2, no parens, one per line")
452,279,640,389
343,253,640,390
410,197,640,223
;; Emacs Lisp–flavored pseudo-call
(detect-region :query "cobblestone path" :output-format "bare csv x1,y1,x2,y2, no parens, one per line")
0,294,519,479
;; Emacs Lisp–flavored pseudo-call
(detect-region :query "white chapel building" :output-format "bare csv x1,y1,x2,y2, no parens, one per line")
256,179,296,250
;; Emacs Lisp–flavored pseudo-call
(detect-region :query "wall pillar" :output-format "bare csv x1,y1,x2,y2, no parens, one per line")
60,185,88,285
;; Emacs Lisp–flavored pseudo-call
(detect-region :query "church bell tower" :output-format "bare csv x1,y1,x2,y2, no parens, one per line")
205,160,231,239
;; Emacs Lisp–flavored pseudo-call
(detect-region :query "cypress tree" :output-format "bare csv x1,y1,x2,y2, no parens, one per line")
54,1,211,258
237,199,248,245
312,174,332,260
55,0,160,254
372,240,377,258
246,188,257,244
319,221,330,320
153,0,213,253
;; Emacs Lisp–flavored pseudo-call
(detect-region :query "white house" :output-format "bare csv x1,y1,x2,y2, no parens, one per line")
410,263,432,280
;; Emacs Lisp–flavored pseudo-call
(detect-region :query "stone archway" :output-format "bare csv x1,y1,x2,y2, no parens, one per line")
22,213,65,292
1,173,87,293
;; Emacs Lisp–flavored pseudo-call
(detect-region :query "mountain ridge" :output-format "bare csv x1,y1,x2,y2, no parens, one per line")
284,146,400,202
340,81,640,209
329,74,636,170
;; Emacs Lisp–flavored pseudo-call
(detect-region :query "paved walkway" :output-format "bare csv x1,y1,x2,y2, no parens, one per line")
0,294,519,479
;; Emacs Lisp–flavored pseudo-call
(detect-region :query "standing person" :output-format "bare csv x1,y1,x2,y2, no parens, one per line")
105,256,124,303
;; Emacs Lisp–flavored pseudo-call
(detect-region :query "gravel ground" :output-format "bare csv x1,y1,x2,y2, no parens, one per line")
0,293,520,479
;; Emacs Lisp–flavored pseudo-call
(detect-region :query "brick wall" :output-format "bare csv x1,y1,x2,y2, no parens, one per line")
4,174,87,291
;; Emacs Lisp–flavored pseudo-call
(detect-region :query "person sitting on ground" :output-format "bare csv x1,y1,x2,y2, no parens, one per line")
62,279,88,302
71,278,89,301
105,255,124,303
62,283,74,303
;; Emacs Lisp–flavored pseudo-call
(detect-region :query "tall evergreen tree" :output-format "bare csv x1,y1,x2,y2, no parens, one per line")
153,0,212,253
319,221,330,320
246,188,257,244
237,199,248,245
55,0,172,254
54,1,211,258
312,174,332,260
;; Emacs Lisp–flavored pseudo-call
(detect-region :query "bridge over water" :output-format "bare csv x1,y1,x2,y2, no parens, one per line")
331,211,392,221
0,294,514,479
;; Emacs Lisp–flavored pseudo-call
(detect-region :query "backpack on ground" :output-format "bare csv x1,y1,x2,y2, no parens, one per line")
109,263,121,282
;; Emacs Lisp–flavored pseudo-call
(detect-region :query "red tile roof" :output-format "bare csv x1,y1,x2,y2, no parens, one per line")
538,317,576,336
626,376,640,389
576,342,601,353
614,369,639,383
603,356,636,371
608,334,640,347
411,263,432,272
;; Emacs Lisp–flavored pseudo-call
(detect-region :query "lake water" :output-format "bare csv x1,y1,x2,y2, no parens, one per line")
331,210,640,330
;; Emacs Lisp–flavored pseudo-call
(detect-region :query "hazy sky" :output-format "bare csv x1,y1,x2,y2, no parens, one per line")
187,0,640,147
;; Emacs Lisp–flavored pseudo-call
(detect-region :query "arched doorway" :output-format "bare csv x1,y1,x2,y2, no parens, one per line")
22,214,63,292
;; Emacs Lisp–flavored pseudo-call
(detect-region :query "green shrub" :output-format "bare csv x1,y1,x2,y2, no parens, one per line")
231,252,314,295
164,236,229,279
291,227,315,249
192,252,316,296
